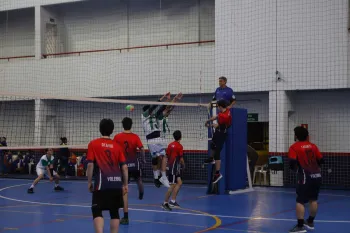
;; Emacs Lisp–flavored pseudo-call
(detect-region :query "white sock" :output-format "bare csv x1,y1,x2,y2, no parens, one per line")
163,201,168,204
161,171,166,178
55,184,59,187
153,170,159,179
30,184,34,188
171,199,175,203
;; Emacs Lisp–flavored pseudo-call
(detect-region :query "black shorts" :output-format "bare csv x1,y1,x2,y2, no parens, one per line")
296,178,321,204
128,169,142,182
92,189,124,211
211,130,228,160
168,174,181,185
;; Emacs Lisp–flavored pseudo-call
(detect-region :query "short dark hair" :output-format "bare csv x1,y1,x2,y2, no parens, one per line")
217,99,228,108
46,148,52,153
122,117,133,130
173,130,182,141
60,137,67,143
99,118,114,136
219,76,227,82
294,126,309,141
143,105,150,112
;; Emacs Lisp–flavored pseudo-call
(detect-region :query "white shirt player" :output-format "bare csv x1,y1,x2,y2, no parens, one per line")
36,154,55,170
141,112,161,137
159,116,170,139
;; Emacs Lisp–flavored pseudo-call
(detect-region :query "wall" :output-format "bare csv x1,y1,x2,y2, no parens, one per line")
58,0,214,52
0,0,215,98
0,100,35,146
40,6,66,55
235,93,269,122
288,90,350,153
215,0,348,92
0,0,84,12
0,8,35,58
0,46,214,97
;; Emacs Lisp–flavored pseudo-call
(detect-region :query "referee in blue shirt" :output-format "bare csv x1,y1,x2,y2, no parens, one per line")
212,76,236,108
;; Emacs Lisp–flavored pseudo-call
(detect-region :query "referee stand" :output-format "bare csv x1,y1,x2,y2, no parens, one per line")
207,101,248,195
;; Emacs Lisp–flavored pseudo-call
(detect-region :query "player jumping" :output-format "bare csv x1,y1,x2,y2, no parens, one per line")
203,99,232,184
141,93,171,188
162,130,185,211
27,148,64,193
113,117,146,225
288,126,324,233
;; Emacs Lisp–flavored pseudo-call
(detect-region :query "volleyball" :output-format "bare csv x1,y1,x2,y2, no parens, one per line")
125,105,134,111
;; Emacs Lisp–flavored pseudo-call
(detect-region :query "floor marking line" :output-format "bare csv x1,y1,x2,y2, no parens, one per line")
1,182,350,224
179,207,221,233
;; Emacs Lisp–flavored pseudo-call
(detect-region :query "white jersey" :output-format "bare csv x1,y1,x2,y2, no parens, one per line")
141,113,160,137
36,154,55,170
159,116,170,138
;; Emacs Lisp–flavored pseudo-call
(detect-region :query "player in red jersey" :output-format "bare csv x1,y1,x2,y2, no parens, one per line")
203,99,232,183
113,117,146,225
86,118,128,233
288,126,324,233
161,130,185,211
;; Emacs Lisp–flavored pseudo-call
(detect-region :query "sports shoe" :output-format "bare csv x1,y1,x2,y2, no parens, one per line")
204,157,215,164
212,173,223,184
120,218,129,225
169,201,180,208
27,188,34,194
304,220,315,230
159,176,170,188
154,178,162,188
54,186,64,191
161,203,172,211
289,224,306,233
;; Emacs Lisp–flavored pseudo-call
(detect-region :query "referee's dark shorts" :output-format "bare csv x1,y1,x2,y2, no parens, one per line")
296,176,321,204
91,189,124,220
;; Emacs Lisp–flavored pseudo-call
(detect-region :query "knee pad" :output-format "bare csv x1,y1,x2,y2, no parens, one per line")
152,157,159,166
109,209,120,220
91,205,103,219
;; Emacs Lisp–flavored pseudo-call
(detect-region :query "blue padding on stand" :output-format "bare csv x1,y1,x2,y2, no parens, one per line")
226,108,248,191
207,107,248,194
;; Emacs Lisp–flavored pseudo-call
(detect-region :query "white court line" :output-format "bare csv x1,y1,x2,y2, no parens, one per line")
0,178,207,189
0,182,349,224
1,178,350,197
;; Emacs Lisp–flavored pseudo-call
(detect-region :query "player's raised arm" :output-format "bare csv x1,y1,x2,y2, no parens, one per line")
155,92,171,118
142,92,169,117
163,92,183,117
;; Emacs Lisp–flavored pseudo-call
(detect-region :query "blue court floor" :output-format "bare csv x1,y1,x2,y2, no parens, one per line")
0,179,349,233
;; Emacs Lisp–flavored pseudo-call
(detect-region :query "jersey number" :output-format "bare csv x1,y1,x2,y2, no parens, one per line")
304,149,315,166
149,117,159,130
124,141,129,157
104,150,114,167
